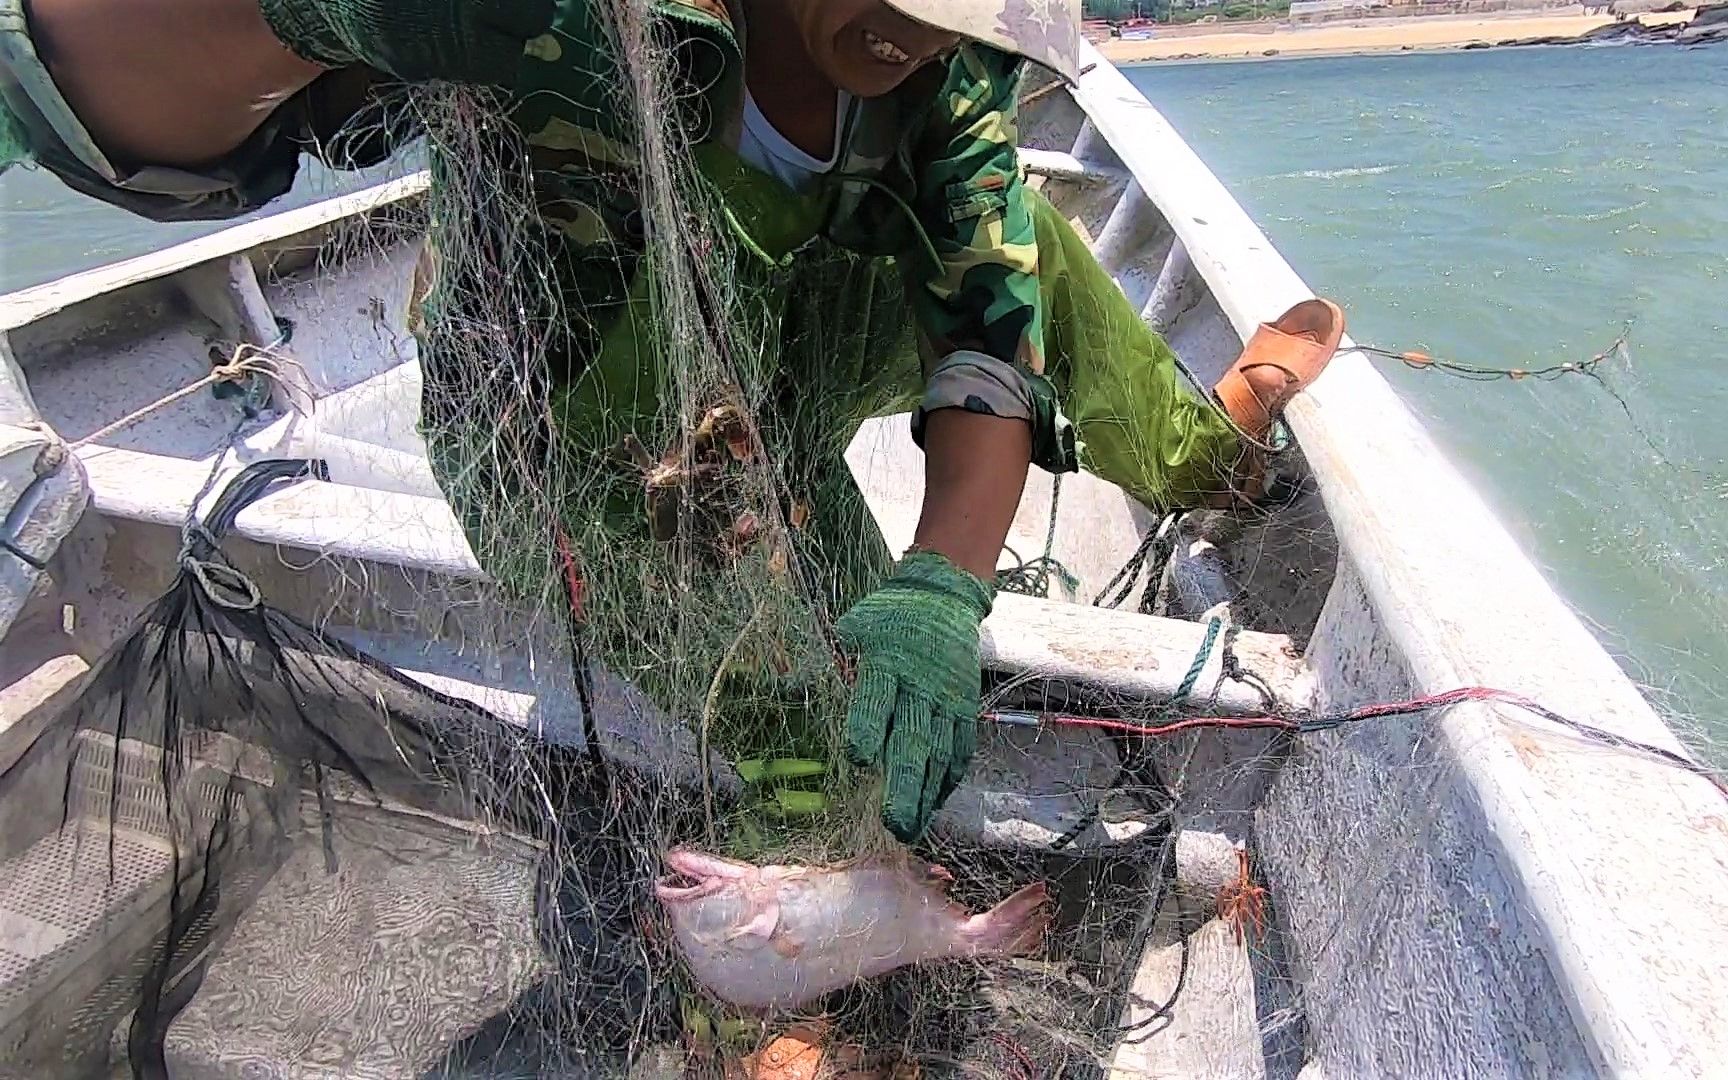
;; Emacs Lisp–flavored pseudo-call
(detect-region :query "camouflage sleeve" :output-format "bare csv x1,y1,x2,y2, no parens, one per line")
0,90,25,172
0,0,401,222
903,44,1076,475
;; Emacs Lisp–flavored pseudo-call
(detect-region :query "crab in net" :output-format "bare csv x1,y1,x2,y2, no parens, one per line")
621,401,757,542
1215,847,1268,946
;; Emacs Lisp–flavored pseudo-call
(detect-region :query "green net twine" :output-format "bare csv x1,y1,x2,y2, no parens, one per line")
0,96,30,171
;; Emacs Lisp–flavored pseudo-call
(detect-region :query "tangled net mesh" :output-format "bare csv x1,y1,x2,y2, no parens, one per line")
0,6,1178,1076
5,5,1727,1079
371,19,1177,1066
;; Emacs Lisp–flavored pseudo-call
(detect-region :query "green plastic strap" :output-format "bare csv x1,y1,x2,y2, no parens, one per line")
1176,616,1223,702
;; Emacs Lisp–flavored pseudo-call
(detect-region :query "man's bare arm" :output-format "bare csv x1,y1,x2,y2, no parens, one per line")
28,0,325,167
911,409,1031,581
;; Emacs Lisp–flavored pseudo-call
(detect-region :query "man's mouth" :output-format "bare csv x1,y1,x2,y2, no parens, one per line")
863,28,912,65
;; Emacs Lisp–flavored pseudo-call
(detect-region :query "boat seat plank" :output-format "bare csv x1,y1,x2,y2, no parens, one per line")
78,444,1310,716
78,444,479,579
1110,919,1267,1080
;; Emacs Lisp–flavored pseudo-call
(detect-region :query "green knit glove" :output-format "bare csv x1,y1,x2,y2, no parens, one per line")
836,552,994,843
258,0,554,84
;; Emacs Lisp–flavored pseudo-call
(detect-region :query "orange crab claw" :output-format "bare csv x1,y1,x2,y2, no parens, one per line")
1216,847,1269,947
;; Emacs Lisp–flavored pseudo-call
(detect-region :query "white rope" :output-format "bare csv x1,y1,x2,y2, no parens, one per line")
68,341,312,452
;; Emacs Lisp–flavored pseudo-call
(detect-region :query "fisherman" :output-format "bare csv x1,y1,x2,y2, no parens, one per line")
0,0,1341,845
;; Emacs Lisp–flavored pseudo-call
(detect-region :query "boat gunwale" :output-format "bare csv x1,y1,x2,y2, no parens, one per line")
1063,43,1724,1073
0,174,431,335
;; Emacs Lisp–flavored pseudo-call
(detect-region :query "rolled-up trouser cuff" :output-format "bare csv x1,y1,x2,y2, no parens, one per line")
910,349,1078,475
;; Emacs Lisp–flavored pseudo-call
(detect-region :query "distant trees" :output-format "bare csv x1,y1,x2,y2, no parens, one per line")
1089,0,1290,22
1083,0,1173,20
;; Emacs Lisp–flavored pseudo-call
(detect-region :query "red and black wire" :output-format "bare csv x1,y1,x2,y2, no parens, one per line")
988,685,1727,797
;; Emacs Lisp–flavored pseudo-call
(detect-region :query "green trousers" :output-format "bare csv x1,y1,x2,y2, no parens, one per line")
1032,195,1241,510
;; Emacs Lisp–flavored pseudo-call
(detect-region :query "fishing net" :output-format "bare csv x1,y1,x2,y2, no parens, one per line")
1379,329,1728,759
0,456,654,1074
8,6,1727,1080
0,7,1181,1074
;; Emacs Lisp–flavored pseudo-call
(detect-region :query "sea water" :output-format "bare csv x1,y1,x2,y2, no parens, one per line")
1128,46,1728,753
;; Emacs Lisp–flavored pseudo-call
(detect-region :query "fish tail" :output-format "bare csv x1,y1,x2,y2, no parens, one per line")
962,882,1050,957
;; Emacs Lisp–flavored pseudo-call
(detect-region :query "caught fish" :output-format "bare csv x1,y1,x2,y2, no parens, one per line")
655,848,1050,1009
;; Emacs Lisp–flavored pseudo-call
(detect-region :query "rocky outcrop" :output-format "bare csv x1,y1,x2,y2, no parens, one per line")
1687,0,1728,22
1677,1,1728,41
1581,20,1650,40
1501,33,1584,45
1541,5,1728,48
1474,2,1728,50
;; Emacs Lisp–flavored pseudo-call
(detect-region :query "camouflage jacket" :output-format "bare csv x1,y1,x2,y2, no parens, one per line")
0,0,1074,472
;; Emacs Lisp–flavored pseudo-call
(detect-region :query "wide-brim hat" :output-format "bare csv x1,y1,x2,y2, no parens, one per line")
886,0,1083,81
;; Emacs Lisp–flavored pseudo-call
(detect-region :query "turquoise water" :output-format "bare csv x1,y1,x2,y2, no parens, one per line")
1127,47,1728,745
0,159,378,292
2,46,1724,748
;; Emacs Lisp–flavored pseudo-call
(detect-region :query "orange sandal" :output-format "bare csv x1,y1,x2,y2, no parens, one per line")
1215,298,1346,439
1211,298,1345,502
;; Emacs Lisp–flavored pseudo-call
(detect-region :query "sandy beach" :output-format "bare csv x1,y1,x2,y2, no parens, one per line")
1096,9,1696,62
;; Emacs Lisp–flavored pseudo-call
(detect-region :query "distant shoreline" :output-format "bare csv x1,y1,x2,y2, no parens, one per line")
1096,8,1706,63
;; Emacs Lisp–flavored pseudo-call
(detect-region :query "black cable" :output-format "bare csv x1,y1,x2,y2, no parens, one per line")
196,459,331,549
1115,883,1191,1046
567,610,605,773
1093,509,1184,611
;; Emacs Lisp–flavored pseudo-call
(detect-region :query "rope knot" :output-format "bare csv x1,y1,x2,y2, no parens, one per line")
184,557,263,611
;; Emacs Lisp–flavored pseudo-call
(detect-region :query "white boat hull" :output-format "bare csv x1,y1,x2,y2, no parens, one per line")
1,43,1722,1077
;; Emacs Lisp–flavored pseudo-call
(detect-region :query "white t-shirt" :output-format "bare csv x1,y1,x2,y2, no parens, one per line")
736,89,852,194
